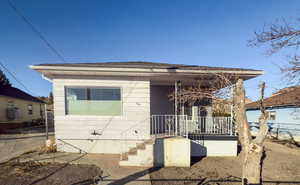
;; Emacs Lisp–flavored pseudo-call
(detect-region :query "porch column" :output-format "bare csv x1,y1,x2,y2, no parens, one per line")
174,80,182,136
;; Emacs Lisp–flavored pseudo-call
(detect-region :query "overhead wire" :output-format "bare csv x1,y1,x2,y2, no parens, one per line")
7,0,66,62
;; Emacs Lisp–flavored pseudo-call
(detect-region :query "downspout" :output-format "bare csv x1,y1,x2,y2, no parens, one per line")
42,74,52,83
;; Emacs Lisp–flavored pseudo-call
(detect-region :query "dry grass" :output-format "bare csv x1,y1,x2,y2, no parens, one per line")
38,138,57,154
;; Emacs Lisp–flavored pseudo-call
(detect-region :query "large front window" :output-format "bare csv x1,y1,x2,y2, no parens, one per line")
65,87,122,116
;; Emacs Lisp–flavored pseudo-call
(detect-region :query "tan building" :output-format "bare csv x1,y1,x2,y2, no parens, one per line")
0,86,45,131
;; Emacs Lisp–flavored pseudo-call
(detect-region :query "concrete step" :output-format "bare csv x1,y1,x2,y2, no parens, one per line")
119,139,154,167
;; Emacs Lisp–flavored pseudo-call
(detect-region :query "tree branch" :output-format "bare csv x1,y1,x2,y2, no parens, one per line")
253,82,269,144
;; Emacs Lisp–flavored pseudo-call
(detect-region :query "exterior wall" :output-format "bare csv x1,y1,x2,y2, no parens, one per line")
247,107,300,124
53,77,151,154
247,107,300,137
0,95,44,124
150,85,174,115
57,139,143,154
191,139,237,156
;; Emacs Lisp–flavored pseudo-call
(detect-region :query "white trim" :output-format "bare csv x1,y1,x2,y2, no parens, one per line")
30,65,264,75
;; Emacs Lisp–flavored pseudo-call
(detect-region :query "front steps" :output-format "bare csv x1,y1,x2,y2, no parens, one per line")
119,139,154,167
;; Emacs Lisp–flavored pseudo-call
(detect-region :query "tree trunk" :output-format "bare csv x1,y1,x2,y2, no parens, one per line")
233,80,269,185
242,143,264,184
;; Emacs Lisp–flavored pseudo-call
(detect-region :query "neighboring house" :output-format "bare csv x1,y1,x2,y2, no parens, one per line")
212,98,252,117
0,85,45,131
246,86,300,140
31,61,262,166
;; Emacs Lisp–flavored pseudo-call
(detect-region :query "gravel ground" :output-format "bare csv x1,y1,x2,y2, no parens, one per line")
0,160,103,185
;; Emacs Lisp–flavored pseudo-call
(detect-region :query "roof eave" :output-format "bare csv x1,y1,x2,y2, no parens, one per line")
30,65,264,75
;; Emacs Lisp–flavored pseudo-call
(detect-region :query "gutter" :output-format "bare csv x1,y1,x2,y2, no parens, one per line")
30,65,264,75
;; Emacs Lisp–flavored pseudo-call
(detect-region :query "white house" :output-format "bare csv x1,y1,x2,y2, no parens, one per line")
31,61,262,166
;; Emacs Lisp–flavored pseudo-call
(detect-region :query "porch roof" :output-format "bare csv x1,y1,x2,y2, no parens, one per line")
30,61,263,82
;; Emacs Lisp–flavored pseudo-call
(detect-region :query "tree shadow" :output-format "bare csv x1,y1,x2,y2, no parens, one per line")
67,166,300,185
107,167,161,185
27,153,87,185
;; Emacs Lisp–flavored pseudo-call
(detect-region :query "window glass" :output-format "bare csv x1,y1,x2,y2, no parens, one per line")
28,104,33,115
67,88,87,100
66,87,122,116
184,105,192,117
90,88,120,100
269,111,276,120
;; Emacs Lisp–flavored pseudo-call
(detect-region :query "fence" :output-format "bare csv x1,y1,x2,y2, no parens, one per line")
249,121,300,137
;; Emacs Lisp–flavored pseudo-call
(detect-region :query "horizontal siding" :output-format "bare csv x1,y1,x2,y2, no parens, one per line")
53,78,150,140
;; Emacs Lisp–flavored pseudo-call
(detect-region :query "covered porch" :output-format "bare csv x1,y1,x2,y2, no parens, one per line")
148,77,237,158
149,76,236,139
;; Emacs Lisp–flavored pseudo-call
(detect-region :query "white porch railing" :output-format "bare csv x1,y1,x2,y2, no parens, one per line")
119,115,236,160
150,115,235,137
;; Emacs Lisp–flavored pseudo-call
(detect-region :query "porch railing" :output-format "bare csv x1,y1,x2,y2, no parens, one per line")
119,115,236,160
150,115,235,137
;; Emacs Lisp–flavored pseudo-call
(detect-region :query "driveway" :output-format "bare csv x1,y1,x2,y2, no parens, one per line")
0,126,54,163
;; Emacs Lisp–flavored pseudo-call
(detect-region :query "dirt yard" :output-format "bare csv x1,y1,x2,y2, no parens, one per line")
0,140,299,185
150,140,300,185
0,160,103,185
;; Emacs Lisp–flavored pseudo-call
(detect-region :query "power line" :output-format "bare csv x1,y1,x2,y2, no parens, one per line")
7,0,66,62
0,62,35,95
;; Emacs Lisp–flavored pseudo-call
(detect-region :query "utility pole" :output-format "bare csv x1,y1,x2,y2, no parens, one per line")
175,80,178,136
45,104,48,140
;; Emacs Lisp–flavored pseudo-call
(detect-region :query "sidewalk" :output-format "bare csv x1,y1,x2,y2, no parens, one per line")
0,131,54,163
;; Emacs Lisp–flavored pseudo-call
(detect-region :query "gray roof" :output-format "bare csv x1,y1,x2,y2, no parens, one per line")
0,85,44,103
34,61,262,72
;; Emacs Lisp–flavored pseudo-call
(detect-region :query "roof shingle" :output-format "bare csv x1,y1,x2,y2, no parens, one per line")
246,86,300,110
0,85,44,103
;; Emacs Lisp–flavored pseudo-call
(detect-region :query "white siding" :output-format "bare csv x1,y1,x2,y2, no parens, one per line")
53,77,151,143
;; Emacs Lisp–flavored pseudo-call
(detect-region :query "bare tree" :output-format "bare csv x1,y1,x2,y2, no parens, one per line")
0,70,11,87
249,18,300,84
169,73,235,106
170,74,269,185
234,79,269,185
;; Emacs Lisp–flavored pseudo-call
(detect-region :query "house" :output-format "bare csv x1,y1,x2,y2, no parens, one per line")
0,85,45,132
246,86,300,141
31,61,262,166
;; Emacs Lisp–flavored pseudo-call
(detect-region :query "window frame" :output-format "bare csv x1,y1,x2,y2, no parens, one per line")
268,111,276,121
28,104,33,115
64,86,123,116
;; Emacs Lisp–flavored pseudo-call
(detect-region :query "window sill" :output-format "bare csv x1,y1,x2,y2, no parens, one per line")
63,115,124,120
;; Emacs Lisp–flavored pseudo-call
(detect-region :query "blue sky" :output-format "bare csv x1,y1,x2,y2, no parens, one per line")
0,0,299,100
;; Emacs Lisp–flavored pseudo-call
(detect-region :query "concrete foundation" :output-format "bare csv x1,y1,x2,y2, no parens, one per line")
56,139,143,154
163,137,191,167
191,139,237,157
